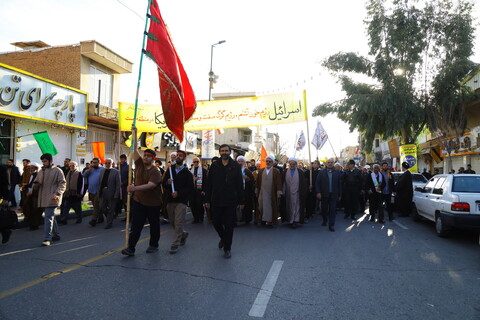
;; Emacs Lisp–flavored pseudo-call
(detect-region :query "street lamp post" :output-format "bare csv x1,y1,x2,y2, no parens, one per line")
209,40,226,101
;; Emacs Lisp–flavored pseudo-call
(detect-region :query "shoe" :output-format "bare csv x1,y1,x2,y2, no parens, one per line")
41,240,51,246
146,246,158,253
169,245,178,254
121,247,135,256
290,223,298,229
104,224,112,229
88,220,96,227
180,232,189,246
378,220,385,224
75,220,82,224
29,226,39,231
304,219,309,224
329,226,335,232
351,216,356,220
321,221,327,226
369,215,375,222
97,218,104,224
2,230,12,243
191,220,199,224
389,216,395,221
51,235,60,241
58,220,67,225
224,250,231,259
344,214,349,219
218,240,224,249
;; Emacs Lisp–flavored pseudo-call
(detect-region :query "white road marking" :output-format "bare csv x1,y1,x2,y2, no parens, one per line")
249,260,284,318
393,220,408,230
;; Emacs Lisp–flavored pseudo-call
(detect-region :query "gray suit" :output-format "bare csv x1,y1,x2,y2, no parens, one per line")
98,168,121,227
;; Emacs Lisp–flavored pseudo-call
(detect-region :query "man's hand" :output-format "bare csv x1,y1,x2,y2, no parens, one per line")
316,193,321,200
172,191,178,198
168,179,173,184
237,205,245,211
338,196,342,202
127,184,135,193
205,202,210,209
51,194,59,201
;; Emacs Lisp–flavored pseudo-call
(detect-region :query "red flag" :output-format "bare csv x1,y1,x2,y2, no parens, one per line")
92,141,105,164
145,0,196,142
260,145,267,169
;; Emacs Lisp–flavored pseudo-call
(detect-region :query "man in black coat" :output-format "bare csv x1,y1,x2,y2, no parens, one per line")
205,144,244,259
6,159,20,207
316,159,342,232
163,150,194,254
395,162,414,217
366,164,387,223
305,160,320,221
0,164,12,243
342,159,363,220
380,162,396,221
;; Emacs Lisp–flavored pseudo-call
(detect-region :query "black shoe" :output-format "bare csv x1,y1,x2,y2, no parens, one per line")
329,226,335,232
75,220,82,224
218,240,224,249
104,224,112,229
169,245,179,254
2,230,12,243
121,248,135,256
378,220,385,224
351,216,356,220
321,221,327,226
97,218,104,224
52,235,60,241
389,216,394,221
29,226,39,231
369,215,375,222
58,220,67,225
146,246,158,253
88,220,96,227
224,250,231,259
344,214,349,219
180,232,189,246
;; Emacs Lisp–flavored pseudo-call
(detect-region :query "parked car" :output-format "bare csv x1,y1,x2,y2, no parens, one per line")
412,174,480,237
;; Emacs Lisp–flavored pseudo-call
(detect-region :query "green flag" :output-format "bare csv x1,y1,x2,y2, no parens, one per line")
33,131,58,155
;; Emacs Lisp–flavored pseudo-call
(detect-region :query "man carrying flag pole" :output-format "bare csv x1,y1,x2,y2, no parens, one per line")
123,0,196,248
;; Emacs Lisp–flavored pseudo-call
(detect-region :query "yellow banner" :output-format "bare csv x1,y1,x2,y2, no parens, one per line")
118,91,307,132
399,144,418,173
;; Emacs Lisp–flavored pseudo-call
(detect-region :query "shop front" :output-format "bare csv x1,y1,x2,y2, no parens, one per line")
0,63,87,168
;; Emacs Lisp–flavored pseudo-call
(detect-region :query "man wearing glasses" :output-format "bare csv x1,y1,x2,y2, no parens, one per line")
190,157,207,223
122,128,163,256
316,159,342,232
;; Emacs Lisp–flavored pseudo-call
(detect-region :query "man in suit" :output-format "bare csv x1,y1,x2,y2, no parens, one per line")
98,158,121,229
59,161,84,225
316,158,342,232
342,159,363,220
6,159,21,207
366,164,387,223
395,162,413,217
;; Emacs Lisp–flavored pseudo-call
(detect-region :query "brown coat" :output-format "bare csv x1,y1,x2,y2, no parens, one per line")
34,166,66,208
256,167,283,223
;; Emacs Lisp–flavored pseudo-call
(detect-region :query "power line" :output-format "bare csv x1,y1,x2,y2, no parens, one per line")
115,0,145,21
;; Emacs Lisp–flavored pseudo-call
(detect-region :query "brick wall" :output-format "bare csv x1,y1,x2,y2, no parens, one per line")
0,45,82,89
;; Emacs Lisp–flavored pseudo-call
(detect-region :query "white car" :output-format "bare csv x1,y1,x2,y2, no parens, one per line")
412,174,480,237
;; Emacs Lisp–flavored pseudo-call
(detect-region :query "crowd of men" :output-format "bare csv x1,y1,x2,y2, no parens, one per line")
2,132,473,258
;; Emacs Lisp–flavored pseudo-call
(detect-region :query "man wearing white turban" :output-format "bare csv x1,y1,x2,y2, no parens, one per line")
256,155,282,227
283,157,307,228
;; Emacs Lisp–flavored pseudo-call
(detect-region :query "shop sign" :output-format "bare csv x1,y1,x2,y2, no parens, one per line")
440,126,480,157
0,63,87,129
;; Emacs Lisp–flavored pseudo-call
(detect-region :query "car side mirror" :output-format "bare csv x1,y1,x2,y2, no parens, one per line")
414,187,424,192
433,188,443,195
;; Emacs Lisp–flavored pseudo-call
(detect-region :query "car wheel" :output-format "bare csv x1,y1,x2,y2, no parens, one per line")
435,214,451,237
411,204,422,222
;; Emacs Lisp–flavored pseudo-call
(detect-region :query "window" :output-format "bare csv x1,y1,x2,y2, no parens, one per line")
89,66,113,108
452,176,480,193
87,129,115,154
432,177,446,194
239,131,251,143
375,138,380,148
423,177,438,193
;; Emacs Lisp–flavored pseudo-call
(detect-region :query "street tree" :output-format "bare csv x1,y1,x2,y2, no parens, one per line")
312,0,477,153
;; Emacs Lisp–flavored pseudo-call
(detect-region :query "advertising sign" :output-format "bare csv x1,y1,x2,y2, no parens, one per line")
399,144,418,173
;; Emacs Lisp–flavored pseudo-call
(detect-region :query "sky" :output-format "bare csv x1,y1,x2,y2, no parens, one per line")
0,0,479,160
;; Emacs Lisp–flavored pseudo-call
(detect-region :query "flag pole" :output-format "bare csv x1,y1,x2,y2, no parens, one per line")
303,91,313,191
126,0,152,248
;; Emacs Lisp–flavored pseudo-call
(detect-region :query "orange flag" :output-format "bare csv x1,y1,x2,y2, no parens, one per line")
260,145,267,169
92,141,105,164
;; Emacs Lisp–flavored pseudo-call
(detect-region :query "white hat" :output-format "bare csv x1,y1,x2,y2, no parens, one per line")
236,155,246,162
288,157,298,163
266,155,275,162
364,164,371,169
30,162,41,168
170,152,177,156
334,162,341,167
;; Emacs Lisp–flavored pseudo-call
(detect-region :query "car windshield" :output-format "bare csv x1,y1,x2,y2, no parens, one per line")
412,174,428,183
452,176,480,193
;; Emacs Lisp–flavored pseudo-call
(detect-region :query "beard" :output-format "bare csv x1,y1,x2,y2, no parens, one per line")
175,159,184,165
220,154,230,160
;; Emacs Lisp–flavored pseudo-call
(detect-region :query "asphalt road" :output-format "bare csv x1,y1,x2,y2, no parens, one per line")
0,210,479,320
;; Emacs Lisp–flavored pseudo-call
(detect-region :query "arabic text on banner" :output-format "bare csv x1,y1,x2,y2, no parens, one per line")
118,91,307,132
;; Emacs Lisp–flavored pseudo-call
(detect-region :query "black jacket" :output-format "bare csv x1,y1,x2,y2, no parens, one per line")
205,158,244,206
163,165,194,205
316,168,343,198
365,172,387,193
342,168,363,190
